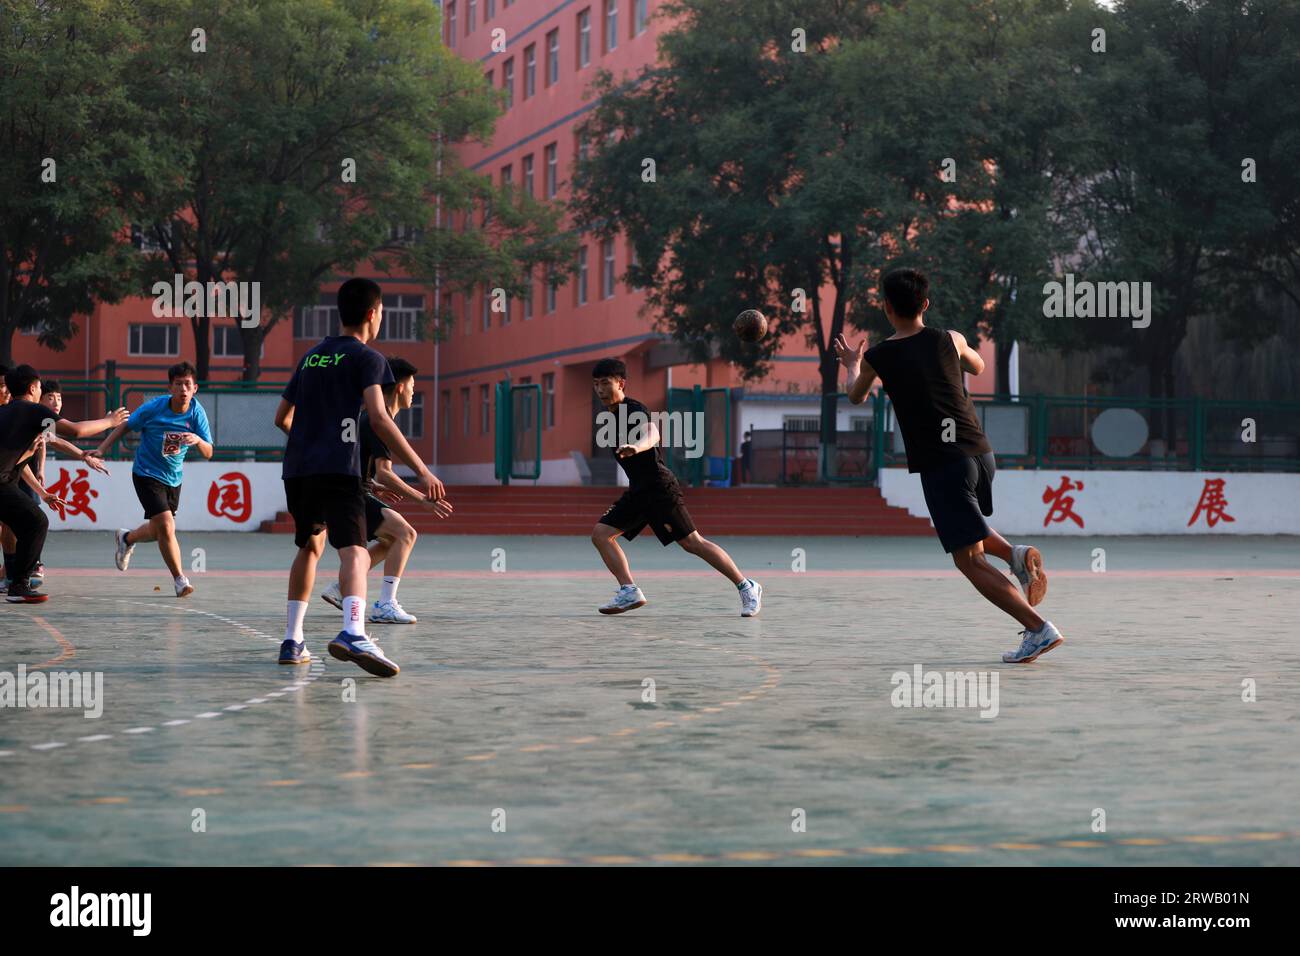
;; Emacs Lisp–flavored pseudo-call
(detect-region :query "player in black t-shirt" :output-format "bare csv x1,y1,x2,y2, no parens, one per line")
318,356,453,623
0,365,111,602
836,268,1063,663
590,358,761,616
273,279,447,676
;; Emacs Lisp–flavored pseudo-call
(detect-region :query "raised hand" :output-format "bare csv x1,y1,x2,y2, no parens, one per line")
833,333,867,370
82,452,110,476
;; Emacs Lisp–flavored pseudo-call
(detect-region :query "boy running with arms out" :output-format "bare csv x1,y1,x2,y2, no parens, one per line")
274,278,446,676
319,355,453,623
590,358,762,617
96,361,212,597
835,268,1061,663
0,366,110,603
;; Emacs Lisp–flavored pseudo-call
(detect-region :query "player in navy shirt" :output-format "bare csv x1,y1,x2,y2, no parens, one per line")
273,278,447,677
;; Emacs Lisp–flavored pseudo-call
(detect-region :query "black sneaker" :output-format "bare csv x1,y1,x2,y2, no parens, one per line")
6,582,49,604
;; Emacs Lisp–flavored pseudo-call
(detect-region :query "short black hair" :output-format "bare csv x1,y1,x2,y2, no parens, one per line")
592,357,627,379
41,379,61,395
383,356,418,396
881,268,929,319
5,364,40,398
338,277,383,327
168,361,198,383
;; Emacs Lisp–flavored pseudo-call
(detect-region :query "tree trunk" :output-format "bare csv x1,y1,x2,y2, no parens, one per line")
240,323,265,382
995,336,1015,396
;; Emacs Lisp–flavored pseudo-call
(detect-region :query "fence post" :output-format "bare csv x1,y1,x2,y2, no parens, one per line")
872,388,885,484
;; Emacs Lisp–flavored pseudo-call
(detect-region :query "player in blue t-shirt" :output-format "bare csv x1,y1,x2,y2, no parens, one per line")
94,361,214,597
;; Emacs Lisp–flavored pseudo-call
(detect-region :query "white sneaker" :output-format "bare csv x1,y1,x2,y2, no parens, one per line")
175,577,194,598
114,529,135,571
599,585,647,615
740,579,762,617
320,582,343,609
1009,545,1047,606
369,599,417,624
1002,621,1064,663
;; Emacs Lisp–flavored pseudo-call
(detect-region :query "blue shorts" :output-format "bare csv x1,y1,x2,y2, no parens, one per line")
919,452,996,553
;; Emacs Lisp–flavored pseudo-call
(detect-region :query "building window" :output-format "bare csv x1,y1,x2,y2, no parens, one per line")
484,68,493,87
545,142,558,198
523,154,534,197
501,164,512,187
635,0,649,35
523,269,534,320
576,131,589,164
440,389,451,440
463,291,472,334
502,58,514,109
480,383,491,435
546,266,558,313
604,0,617,53
577,8,591,67
377,293,423,342
295,294,338,338
131,221,172,254
481,287,491,331
485,0,495,19
524,43,536,98
784,416,821,432
546,29,560,86
576,246,588,306
467,0,476,34
501,291,511,325
601,237,616,299
212,325,256,358
387,223,423,245
543,372,555,429
396,392,424,439
446,2,457,47
129,323,179,357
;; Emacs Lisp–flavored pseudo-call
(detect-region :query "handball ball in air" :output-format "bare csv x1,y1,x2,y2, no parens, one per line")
733,309,768,343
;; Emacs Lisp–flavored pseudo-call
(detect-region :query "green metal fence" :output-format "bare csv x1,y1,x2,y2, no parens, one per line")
494,380,542,483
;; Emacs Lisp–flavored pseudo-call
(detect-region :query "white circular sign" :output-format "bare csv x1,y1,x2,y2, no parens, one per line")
1091,407,1149,458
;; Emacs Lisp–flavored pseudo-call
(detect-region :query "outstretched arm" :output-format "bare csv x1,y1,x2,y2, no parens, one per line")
94,421,131,458
834,333,877,405
56,407,129,439
362,385,445,501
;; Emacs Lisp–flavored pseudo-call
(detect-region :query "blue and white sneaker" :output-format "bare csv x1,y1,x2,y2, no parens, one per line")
369,599,417,624
278,639,312,665
740,579,762,617
328,631,400,678
1010,545,1047,606
1002,621,1064,663
320,582,343,610
598,585,647,615
30,563,45,588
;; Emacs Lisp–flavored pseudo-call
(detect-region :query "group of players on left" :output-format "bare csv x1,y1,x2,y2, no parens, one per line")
0,346,438,629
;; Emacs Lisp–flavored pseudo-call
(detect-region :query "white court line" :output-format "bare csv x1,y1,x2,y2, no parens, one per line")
2,597,330,756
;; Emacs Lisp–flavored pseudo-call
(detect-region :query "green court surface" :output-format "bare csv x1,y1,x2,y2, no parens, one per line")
2,532,1298,866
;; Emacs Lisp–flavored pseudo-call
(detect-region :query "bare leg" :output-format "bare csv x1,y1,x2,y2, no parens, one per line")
952,541,1044,630
677,531,745,586
288,533,325,602
338,545,368,599
376,513,416,579
982,529,1014,565
591,523,634,586
129,513,183,578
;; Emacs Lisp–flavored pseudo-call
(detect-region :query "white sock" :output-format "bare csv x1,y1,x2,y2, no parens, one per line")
175,574,189,586
285,600,308,644
342,596,365,636
380,576,399,604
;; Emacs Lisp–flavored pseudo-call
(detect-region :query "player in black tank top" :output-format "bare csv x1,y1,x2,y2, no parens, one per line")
835,268,1065,664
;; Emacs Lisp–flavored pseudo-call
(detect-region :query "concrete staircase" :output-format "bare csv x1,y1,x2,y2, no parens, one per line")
259,485,934,536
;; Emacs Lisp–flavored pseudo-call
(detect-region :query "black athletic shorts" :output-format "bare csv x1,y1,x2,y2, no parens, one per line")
919,452,996,553
599,482,696,546
364,493,389,542
133,472,182,519
284,474,367,549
